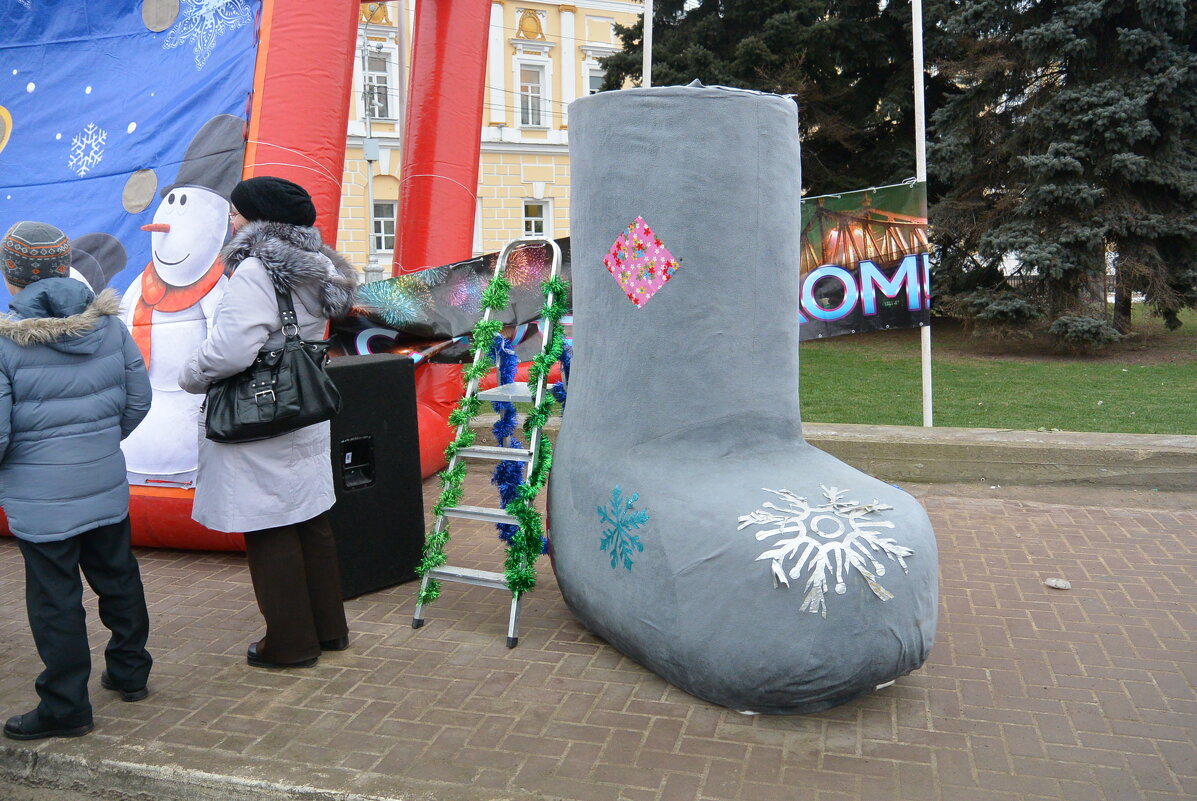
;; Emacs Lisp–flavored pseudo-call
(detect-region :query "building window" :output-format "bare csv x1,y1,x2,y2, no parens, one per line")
523,200,549,238
364,52,391,119
519,63,546,127
588,67,605,95
373,201,396,252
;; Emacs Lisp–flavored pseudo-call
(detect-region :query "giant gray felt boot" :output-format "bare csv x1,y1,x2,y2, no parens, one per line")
549,84,939,714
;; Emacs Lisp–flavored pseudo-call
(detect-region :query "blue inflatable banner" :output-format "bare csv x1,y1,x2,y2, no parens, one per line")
0,0,258,302
1,1,260,487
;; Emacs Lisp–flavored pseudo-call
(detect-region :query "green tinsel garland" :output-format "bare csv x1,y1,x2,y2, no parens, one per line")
417,270,570,605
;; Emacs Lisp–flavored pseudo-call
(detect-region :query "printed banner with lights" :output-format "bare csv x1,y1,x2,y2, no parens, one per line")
798,182,930,341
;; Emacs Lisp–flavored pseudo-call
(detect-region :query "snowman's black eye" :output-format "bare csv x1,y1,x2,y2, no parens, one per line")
180,194,187,206
167,193,176,204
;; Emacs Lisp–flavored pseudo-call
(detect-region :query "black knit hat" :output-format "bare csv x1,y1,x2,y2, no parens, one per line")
230,176,317,226
2,221,71,287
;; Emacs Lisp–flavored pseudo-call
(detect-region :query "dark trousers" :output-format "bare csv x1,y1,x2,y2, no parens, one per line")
244,512,348,663
17,516,152,725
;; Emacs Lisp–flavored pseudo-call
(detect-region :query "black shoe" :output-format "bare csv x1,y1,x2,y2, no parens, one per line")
246,642,317,669
3,710,93,741
319,635,350,652
100,671,148,702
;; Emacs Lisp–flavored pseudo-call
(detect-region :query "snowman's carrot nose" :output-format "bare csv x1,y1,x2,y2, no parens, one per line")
141,223,171,233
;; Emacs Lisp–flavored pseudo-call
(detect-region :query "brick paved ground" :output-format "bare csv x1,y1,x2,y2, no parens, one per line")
0,476,1194,801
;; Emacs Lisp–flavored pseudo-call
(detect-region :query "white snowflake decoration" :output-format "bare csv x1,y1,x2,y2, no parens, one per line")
67,123,107,177
17,0,31,9
737,486,914,618
163,0,252,70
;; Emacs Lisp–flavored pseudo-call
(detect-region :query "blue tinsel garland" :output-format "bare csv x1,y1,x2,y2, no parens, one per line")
549,343,571,407
488,334,523,545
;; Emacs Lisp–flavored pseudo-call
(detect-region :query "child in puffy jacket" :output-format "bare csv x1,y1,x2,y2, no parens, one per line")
0,221,153,740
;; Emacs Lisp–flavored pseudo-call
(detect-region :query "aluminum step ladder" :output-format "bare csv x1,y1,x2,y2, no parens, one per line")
411,238,564,647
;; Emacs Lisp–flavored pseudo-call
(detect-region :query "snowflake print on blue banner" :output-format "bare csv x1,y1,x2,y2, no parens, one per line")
68,123,106,177
164,0,253,70
738,486,915,618
598,485,648,571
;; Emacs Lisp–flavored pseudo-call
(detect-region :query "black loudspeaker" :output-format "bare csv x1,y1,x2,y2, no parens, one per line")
326,354,425,599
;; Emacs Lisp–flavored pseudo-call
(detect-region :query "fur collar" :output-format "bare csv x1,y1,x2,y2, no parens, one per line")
221,220,358,318
0,288,121,347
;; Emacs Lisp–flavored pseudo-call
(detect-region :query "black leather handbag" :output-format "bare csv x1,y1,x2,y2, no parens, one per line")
204,286,341,443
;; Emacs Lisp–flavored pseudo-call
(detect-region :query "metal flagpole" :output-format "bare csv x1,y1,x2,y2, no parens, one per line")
912,0,933,427
643,0,653,87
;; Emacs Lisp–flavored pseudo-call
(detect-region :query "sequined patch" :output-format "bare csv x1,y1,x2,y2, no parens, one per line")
603,217,679,308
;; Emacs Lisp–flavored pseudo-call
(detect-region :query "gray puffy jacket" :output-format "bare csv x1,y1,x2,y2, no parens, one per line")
0,279,152,542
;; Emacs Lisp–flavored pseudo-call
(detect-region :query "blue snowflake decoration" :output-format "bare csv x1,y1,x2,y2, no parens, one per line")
598,486,649,571
164,0,253,70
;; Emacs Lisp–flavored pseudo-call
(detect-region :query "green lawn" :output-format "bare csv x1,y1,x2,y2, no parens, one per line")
799,310,1197,434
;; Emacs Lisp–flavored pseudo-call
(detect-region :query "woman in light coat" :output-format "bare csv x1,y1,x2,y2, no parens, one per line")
179,177,357,669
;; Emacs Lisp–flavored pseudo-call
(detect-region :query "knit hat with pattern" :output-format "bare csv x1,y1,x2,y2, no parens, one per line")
2,221,71,288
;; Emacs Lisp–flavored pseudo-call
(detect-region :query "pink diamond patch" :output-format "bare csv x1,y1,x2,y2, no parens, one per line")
603,217,680,308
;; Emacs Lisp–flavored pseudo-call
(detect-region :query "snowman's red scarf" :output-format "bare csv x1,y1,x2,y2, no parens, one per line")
132,257,225,367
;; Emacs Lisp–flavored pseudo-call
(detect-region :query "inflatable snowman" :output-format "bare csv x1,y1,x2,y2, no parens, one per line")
121,115,245,485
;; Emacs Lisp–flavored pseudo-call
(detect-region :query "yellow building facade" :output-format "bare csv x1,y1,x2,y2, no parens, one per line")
339,1,642,278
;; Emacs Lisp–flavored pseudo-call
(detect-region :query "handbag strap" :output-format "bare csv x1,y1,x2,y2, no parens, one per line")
274,285,302,343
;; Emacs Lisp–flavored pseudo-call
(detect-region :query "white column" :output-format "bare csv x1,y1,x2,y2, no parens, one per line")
394,1,407,135
560,8,576,128
489,2,506,126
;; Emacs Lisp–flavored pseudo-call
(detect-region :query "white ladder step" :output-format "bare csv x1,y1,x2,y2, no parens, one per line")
427,565,508,590
457,445,534,462
477,382,533,403
443,505,517,524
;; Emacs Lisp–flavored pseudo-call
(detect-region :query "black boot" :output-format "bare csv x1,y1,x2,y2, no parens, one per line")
246,641,317,669
100,670,148,702
3,709,93,740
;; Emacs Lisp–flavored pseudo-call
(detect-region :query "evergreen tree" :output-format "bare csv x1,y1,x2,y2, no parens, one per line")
930,0,1197,330
600,0,952,195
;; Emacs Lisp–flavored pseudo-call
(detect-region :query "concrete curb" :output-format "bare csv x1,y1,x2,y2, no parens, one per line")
0,742,471,801
472,415,1197,491
802,423,1197,490
0,745,410,801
